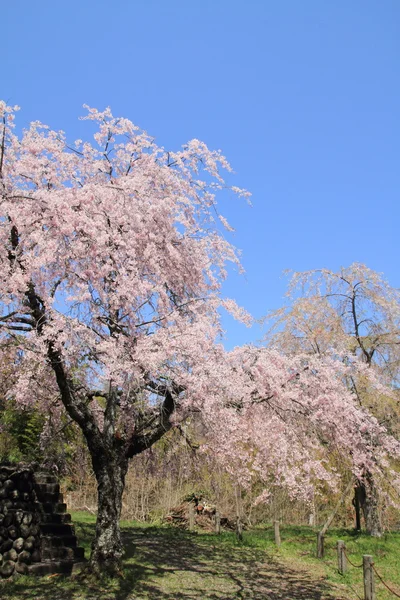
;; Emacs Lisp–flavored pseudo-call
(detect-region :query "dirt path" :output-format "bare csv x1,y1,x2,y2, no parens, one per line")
1,525,347,600
121,528,345,600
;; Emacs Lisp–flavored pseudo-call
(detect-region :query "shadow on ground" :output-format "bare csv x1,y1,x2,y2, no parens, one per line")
1,522,344,600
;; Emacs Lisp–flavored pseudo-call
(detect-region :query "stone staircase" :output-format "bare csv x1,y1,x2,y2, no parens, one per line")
28,472,85,575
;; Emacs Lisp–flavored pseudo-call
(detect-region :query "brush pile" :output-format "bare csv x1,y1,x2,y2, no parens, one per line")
165,495,236,531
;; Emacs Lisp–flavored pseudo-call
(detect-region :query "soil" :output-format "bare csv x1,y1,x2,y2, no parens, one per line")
121,528,347,600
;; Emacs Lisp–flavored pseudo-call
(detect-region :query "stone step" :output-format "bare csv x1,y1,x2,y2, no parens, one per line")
34,482,60,495
39,512,72,524
27,560,75,576
40,534,77,548
35,491,64,504
34,501,67,514
33,473,59,484
40,522,75,536
41,545,85,562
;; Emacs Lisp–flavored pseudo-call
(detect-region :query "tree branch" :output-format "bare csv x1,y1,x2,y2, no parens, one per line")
125,388,177,458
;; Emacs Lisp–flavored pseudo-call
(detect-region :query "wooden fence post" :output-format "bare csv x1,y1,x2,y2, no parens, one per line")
363,555,375,600
316,531,324,558
189,503,195,531
274,520,281,547
236,516,243,541
215,510,221,535
337,540,347,574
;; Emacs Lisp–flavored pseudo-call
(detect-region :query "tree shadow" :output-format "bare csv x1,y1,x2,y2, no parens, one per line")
1,523,343,600
115,525,339,600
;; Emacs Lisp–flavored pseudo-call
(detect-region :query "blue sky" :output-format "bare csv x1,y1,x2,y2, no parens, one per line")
3,1,399,348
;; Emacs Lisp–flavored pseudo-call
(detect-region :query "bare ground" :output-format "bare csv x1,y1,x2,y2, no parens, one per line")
117,527,347,600
1,524,348,600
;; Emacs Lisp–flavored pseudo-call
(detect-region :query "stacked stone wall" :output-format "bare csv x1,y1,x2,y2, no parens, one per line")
0,465,41,576
0,464,84,577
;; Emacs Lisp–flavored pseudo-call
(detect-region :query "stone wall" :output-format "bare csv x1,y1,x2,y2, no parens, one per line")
0,464,84,577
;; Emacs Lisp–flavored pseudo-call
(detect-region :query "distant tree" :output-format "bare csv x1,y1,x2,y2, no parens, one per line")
201,345,400,515
265,264,400,535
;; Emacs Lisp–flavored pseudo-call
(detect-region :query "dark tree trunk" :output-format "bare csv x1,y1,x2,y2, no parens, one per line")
88,452,129,576
356,474,382,537
361,479,382,538
353,486,362,531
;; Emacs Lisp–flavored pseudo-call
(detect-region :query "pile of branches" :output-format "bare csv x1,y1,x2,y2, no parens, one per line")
165,495,236,532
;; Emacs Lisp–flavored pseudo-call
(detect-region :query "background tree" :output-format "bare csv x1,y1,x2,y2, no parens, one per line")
265,264,400,535
201,345,400,517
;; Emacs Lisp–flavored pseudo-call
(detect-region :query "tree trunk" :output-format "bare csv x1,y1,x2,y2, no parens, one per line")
356,475,382,537
353,486,362,531
88,452,129,576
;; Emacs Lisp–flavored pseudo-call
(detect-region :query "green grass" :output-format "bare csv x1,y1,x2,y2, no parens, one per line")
237,524,400,600
1,513,399,599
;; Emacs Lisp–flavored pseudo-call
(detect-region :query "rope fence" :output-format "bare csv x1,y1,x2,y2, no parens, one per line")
342,547,363,569
333,538,400,600
372,563,400,599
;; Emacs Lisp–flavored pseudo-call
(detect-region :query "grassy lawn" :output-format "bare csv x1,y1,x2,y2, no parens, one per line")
1,512,399,599
243,524,400,600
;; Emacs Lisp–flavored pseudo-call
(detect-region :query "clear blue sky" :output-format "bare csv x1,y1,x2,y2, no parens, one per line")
3,1,399,348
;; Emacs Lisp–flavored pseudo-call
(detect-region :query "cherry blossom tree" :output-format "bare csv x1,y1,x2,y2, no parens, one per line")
1,101,399,576
265,264,400,535
0,101,251,574
200,345,400,514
